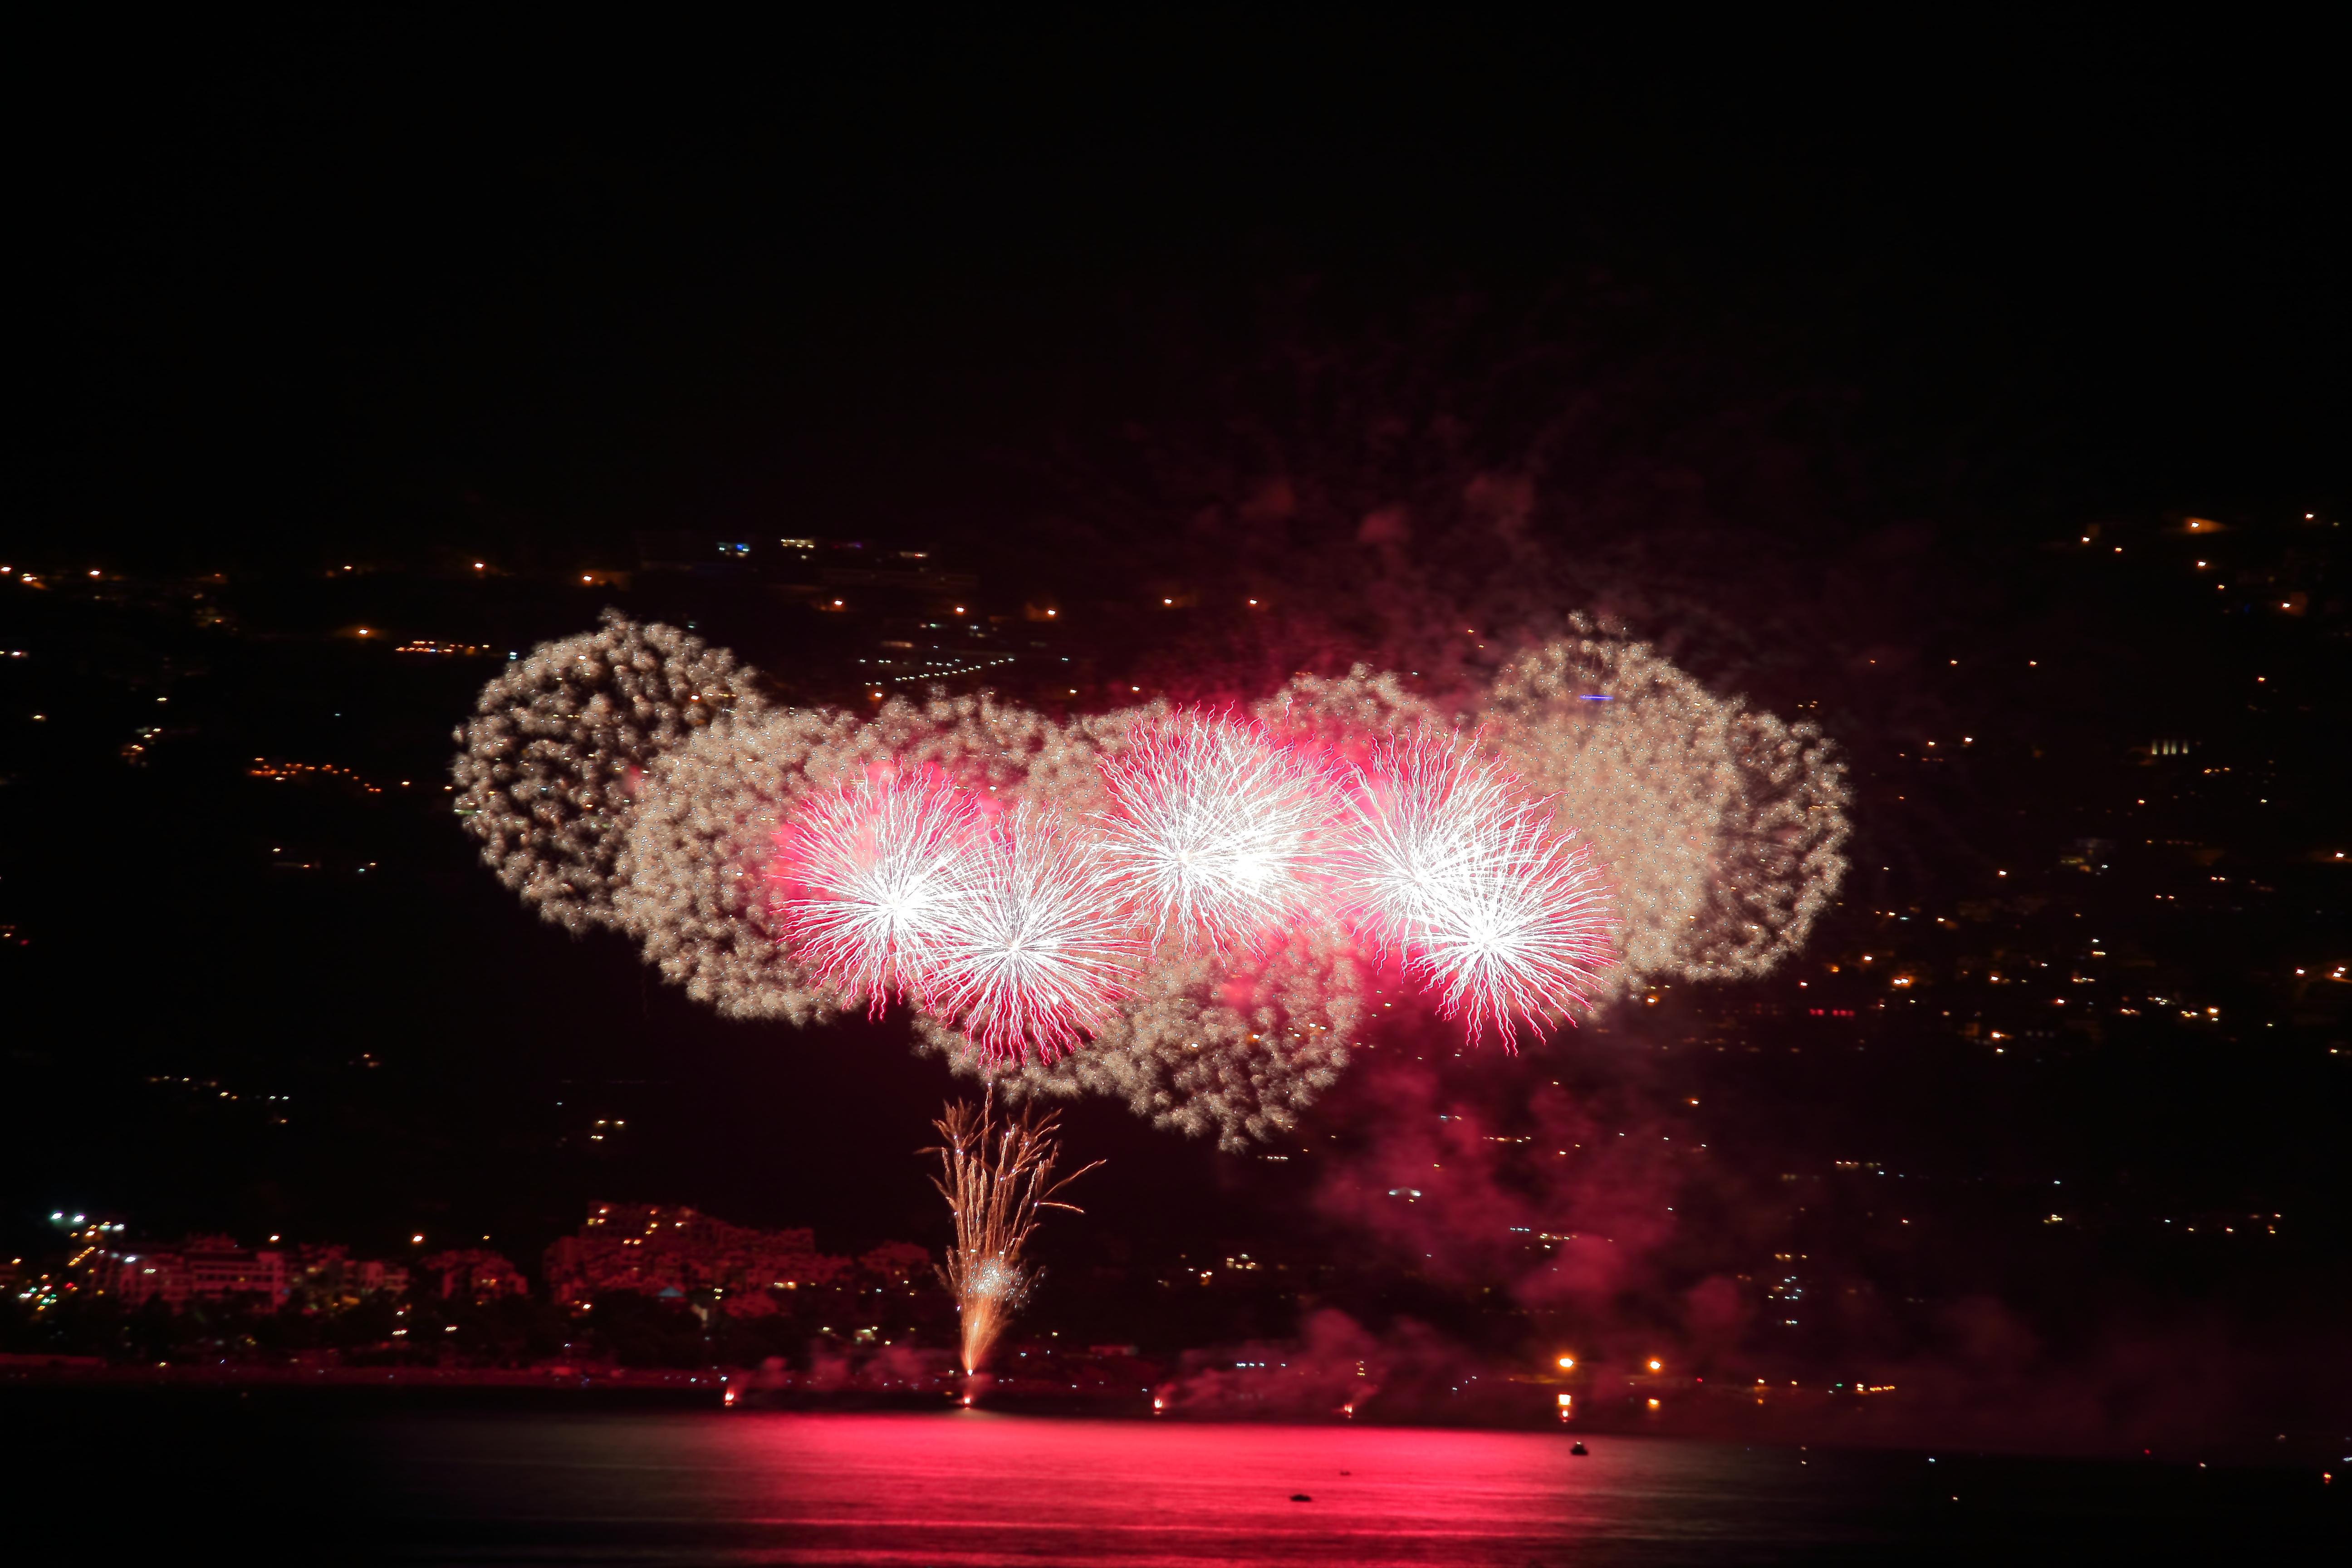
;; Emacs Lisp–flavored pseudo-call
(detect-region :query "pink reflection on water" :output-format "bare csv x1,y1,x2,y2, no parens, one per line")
392,1411,1870,1564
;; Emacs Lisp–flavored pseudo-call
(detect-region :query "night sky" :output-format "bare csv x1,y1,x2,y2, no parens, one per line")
20,22,2342,568
5,19,2347,1450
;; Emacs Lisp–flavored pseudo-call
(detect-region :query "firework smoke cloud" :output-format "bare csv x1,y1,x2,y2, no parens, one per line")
452,614,1847,1146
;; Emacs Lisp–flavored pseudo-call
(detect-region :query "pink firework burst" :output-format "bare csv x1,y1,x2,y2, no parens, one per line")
1097,711,1340,951
771,769,981,1013
930,803,1141,1064
1343,735,1614,1044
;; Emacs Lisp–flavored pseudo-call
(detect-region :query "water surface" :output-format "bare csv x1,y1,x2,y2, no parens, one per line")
356,1409,2336,1565
8,1394,2339,1563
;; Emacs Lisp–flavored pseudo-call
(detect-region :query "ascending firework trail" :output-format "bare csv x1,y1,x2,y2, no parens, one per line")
928,1093,1099,1381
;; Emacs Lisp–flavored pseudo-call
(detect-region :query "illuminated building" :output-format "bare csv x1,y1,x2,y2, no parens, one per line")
543,1203,852,1314
115,1237,288,1308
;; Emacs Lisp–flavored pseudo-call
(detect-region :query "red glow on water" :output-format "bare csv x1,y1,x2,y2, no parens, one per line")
392,1411,1757,1560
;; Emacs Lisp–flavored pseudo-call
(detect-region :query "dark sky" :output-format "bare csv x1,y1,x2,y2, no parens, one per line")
12,19,2342,573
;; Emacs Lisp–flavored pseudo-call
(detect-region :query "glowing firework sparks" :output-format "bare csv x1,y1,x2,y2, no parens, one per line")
930,803,1141,1063
465,616,1846,1144
1097,711,1338,950
771,769,980,1013
451,611,764,933
1484,629,1850,985
929,1091,1100,1378
1343,735,1614,1042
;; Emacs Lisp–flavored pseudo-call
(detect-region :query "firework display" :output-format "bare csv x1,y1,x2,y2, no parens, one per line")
926,802,1140,1063
1097,714,1338,951
916,918,1361,1146
772,768,982,1016
1341,735,1614,1042
451,611,765,933
929,1093,1100,1377
1482,628,1850,984
453,615,1848,1145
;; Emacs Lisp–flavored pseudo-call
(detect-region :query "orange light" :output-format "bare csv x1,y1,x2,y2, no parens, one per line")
1647,1359,1661,1372
1557,1355,1575,1370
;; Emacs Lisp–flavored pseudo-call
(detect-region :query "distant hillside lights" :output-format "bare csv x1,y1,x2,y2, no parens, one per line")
16,1209,444,1317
